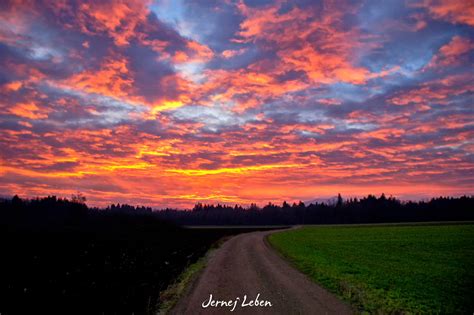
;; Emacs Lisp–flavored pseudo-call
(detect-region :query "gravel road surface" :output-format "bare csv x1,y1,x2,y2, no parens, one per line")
170,229,352,314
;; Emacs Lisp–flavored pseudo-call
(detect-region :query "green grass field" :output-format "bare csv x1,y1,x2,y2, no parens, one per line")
268,224,474,314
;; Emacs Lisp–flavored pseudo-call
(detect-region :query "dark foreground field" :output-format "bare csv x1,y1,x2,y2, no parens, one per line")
0,215,271,314
269,223,474,314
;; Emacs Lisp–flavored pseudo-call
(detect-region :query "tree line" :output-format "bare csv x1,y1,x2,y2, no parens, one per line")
155,194,474,225
2,193,472,226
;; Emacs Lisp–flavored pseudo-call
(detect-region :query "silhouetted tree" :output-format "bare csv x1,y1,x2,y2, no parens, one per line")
71,193,86,204
336,193,343,208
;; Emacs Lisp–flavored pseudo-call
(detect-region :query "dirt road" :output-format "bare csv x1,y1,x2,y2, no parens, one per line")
170,229,352,314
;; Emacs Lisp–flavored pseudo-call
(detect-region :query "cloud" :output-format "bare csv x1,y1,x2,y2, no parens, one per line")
411,0,474,26
51,0,151,46
425,36,473,69
388,74,473,106
0,0,472,207
9,101,50,119
221,48,247,59
63,56,133,99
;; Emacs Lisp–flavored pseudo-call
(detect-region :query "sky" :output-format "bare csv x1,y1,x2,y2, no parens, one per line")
0,0,473,208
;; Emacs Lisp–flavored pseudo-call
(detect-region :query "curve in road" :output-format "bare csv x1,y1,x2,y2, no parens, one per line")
170,229,352,314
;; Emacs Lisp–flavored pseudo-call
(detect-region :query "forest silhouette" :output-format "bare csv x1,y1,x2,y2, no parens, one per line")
1,195,272,313
157,194,474,225
1,194,473,227
1,194,473,313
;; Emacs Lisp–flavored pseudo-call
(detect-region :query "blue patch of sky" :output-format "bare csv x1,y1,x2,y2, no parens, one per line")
170,103,251,129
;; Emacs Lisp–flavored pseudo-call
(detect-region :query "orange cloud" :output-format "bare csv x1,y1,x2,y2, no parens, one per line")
2,81,23,91
426,36,473,69
171,41,214,64
360,128,405,141
166,163,312,176
196,68,308,111
186,41,214,62
150,100,185,114
234,1,395,86
221,48,246,58
9,102,49,119
389,74,473,106
52,0,151,46
412,0,474,26
64,56,133,98
60,55,193,113
318,98,342,106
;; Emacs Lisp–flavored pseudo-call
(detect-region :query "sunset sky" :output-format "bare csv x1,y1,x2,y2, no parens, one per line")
0,0,473,208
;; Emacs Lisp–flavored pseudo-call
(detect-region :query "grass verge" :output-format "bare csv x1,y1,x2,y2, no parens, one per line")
157,236,231,314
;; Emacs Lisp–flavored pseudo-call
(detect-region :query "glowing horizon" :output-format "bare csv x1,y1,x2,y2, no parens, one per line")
0,0,473,208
